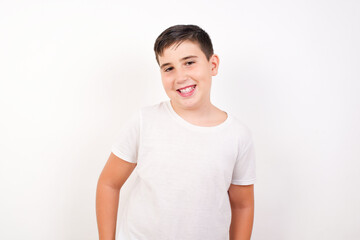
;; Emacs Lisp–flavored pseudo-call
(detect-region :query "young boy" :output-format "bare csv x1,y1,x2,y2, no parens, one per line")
96,24,256,240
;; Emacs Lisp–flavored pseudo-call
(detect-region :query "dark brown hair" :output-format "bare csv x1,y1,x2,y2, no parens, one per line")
154,24,214,64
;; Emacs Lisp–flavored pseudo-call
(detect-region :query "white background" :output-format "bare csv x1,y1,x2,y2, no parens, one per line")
1,0,359,239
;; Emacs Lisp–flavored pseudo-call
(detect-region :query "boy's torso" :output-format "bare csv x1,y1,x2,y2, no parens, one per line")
118,100,248,240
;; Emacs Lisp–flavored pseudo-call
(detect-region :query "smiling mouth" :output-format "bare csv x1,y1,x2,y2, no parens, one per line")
176,85,196,97
176,84,197,93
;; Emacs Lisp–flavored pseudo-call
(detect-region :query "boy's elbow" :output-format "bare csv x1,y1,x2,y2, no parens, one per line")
97,172,123,191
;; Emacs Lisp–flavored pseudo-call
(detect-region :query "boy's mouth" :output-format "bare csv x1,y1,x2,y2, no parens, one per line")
176,84,197,97
176,84,196,93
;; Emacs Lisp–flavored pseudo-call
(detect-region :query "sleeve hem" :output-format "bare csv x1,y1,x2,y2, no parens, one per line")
231,178,256,185
111,149,137,164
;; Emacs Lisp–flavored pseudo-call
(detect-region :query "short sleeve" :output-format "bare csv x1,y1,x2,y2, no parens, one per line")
231,128,256,185
111,110,141,163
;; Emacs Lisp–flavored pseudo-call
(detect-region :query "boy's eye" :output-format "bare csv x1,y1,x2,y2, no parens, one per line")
185,61,195,66
164,67,174,72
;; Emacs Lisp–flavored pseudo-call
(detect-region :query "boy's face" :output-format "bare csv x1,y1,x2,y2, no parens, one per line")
158,40,219,111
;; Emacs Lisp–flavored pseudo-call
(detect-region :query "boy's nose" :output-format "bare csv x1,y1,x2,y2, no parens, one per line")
175,70,189,84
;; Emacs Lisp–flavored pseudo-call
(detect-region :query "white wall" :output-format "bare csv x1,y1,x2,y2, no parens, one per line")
1,0,359,239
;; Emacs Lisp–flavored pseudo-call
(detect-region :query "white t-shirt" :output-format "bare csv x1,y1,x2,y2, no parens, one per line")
111,100,256,240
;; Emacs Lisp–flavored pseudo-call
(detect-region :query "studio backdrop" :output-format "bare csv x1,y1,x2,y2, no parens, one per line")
0,0,359,239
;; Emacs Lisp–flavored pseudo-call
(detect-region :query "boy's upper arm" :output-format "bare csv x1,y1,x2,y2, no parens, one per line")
99,152,137,190
231,125,256,185
111,110,141,164
228,184,254,209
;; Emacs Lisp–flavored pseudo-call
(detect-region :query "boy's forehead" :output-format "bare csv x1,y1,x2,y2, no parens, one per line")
166,40,201,53
159,40,204,62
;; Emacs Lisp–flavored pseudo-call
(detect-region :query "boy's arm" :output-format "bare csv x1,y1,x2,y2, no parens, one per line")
228,184,254,240
96,152,137,240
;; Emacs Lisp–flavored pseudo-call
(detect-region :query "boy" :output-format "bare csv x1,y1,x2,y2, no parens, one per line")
96,24,256,240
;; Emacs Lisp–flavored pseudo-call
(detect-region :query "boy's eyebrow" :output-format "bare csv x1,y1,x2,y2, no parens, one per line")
181,55,198,61
160,55,198,69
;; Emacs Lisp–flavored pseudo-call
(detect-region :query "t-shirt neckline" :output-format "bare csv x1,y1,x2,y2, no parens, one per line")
164,100,232,132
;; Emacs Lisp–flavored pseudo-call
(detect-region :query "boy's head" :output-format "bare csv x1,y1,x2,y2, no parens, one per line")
154,24,214,65
153,24,220,112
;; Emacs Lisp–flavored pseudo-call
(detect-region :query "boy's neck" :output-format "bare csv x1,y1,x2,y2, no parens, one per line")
170,99,227,127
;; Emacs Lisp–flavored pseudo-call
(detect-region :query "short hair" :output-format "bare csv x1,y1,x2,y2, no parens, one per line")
154,24,214,64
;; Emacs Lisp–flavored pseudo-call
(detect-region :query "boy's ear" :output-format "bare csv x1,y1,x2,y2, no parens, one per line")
210,54,220,76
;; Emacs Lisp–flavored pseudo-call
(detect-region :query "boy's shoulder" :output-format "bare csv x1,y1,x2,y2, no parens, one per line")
141,100,166,110
228,113,253,139
139,100,167,115
136,100,169,123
